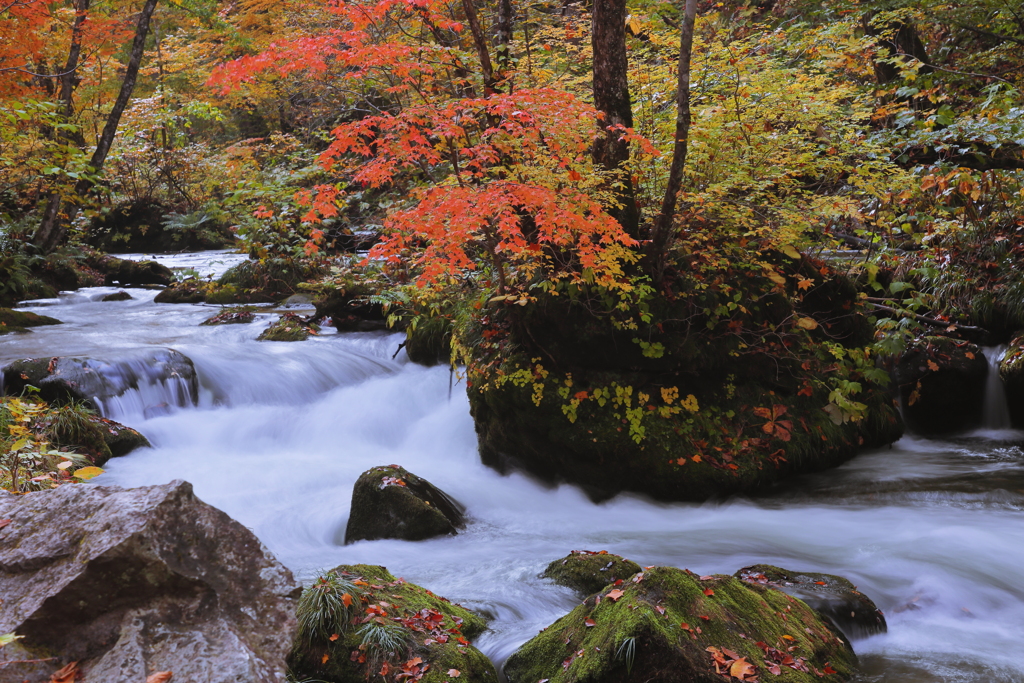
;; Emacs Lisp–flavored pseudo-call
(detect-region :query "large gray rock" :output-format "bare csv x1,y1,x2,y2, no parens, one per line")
0,480,300,682
1,348,198,412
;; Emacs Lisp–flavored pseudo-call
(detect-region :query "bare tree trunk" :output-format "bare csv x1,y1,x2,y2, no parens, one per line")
461,0,497,94
863,13,931,84
591,0,639,238
33,0,159,253
646,0,697,278
496,0,514,84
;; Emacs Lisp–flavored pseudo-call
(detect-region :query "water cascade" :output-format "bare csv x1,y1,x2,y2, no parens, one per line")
2,254,1023,683
980,346,1012,431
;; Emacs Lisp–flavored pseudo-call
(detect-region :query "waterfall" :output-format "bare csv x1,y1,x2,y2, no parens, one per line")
980,346,1011,430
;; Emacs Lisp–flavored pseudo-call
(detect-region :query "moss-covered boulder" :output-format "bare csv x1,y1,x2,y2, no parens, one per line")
735,565,886,639
201,307,257,325
89,255,174,287
315,286,389,332
288,564,496,683
154,278,208,303
505,566,855,683
999,333,1024,428
40,404,150,466
100,290,132,301
543,551,643,596
0,308,61,334
344,465,466,544
467,253,902,502
894,336,988,433
257,313,319,341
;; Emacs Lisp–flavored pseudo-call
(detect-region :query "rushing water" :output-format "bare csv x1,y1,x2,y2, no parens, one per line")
2,254,1023,683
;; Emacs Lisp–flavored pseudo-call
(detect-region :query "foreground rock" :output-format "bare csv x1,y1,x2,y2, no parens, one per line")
999,333,1024,427
895,336,988,433
0,480,300,682
736,564,886,639
543,550,642,596
0,307,61,334
40,403,151,465
505,566,855,683
288,564,496,683
344,465,465,543
1,348,198,411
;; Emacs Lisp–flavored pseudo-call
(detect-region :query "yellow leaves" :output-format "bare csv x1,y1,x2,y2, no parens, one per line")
795,317,818,330
661,386,679,405
680,394,699,413
0,632,23,648
72,466,104,481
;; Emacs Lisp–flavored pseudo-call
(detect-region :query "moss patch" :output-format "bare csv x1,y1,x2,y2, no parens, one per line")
0,308,61,334
201,307,257,325
257,313,319,341
288,564,495,683
543,551,643,596
505,566,855,683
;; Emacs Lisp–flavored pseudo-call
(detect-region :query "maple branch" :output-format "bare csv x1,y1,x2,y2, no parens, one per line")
867,302,985,334
954,22,1024,47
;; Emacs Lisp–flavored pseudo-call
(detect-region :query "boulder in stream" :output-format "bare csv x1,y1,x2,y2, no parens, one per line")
100,290,133,301
999,332,1024,427
0,480,300,683
1,348,198,412
736,564,886,639
504,566,855,683
257,313,319,341
288,563,496,683
344,465,466,543
543,550,642,596
0,307,61,334
40,402,150,465
91,254,174,287
895,336,988,433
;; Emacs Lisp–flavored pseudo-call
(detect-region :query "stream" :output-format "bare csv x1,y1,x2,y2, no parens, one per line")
2,251,1023,683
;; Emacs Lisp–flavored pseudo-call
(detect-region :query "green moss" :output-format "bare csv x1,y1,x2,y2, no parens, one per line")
258,314,319,341
405,316,453,366
505,566,854,683
288,564,495,683
0,308,62,334
201,307,257,326
543,552,642,596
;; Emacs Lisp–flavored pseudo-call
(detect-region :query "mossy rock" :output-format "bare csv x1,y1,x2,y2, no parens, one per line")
201,307,257,326
257,313,319,341
999,333,1024,428
0,308,61,335
543,551,643,596
314,286,389,332
894,336,988,434
154,279,208,304
405,316,453,366
100,290,133,301
89,254,174,286
735,565,886,639
288,564,496,683
504,566,855,683
42,405,150,466
344,465,466,543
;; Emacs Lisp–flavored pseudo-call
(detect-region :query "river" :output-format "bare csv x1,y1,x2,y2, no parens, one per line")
2,251,1022,683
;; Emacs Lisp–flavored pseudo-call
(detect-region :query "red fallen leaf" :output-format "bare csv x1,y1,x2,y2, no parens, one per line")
814,581,827,586
350,650,361,661
404,657,424,670
721,647,743,660
321,654,330,664
612,579,624,586
655,605,666,615
768,662,782,675
353,579,370,586
0,519,10,530
703,588,715,596
699,575,714,581
329,633,339,641
585,618,596,627
823,664,837,674
681,622,692,631
380,662,390,676
436,634,449,643
146,673,173,683
456,636,469,645
729,657,756,680
342,593,354,607
605,589,625,601
562,657,573,670
699,615,711,621
447,669,461,678
424,638,436,645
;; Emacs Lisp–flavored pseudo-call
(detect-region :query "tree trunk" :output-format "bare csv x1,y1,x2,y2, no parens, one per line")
33,0,159,254
461,0,497,94
496,0,514,83
863,14,931,84
591,0,639,238
646,0,697,278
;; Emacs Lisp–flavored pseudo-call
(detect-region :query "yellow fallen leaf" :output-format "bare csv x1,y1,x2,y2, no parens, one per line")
72,466,104,480
795,317,818,330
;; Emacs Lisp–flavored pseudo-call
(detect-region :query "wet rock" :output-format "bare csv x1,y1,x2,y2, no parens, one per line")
100,290,132,301
999,333,1024,427
505,566,855,683
201,307,257,325
257,313,319,341
314,287,388,332
288,564,495,683
543,550,642,596
0,307,61,334
154,278,208,303
0,480,300,683
895,336,988,433
404,316,452,366
91,255,174,287
1,348,198,411
344,465,465,543
736,564,886,639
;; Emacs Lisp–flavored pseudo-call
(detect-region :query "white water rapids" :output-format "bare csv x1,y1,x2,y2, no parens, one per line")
3,252,1023,683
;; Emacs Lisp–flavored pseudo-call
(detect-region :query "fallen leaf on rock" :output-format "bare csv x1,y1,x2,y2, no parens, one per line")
447,669,461,678
146,673,173,683
704,588,715,596
329,633,339,641
585,618,596,627
0,519,10,530
322,654,330,664
50,662,79,683
605,589,625,601
729,657,756,680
